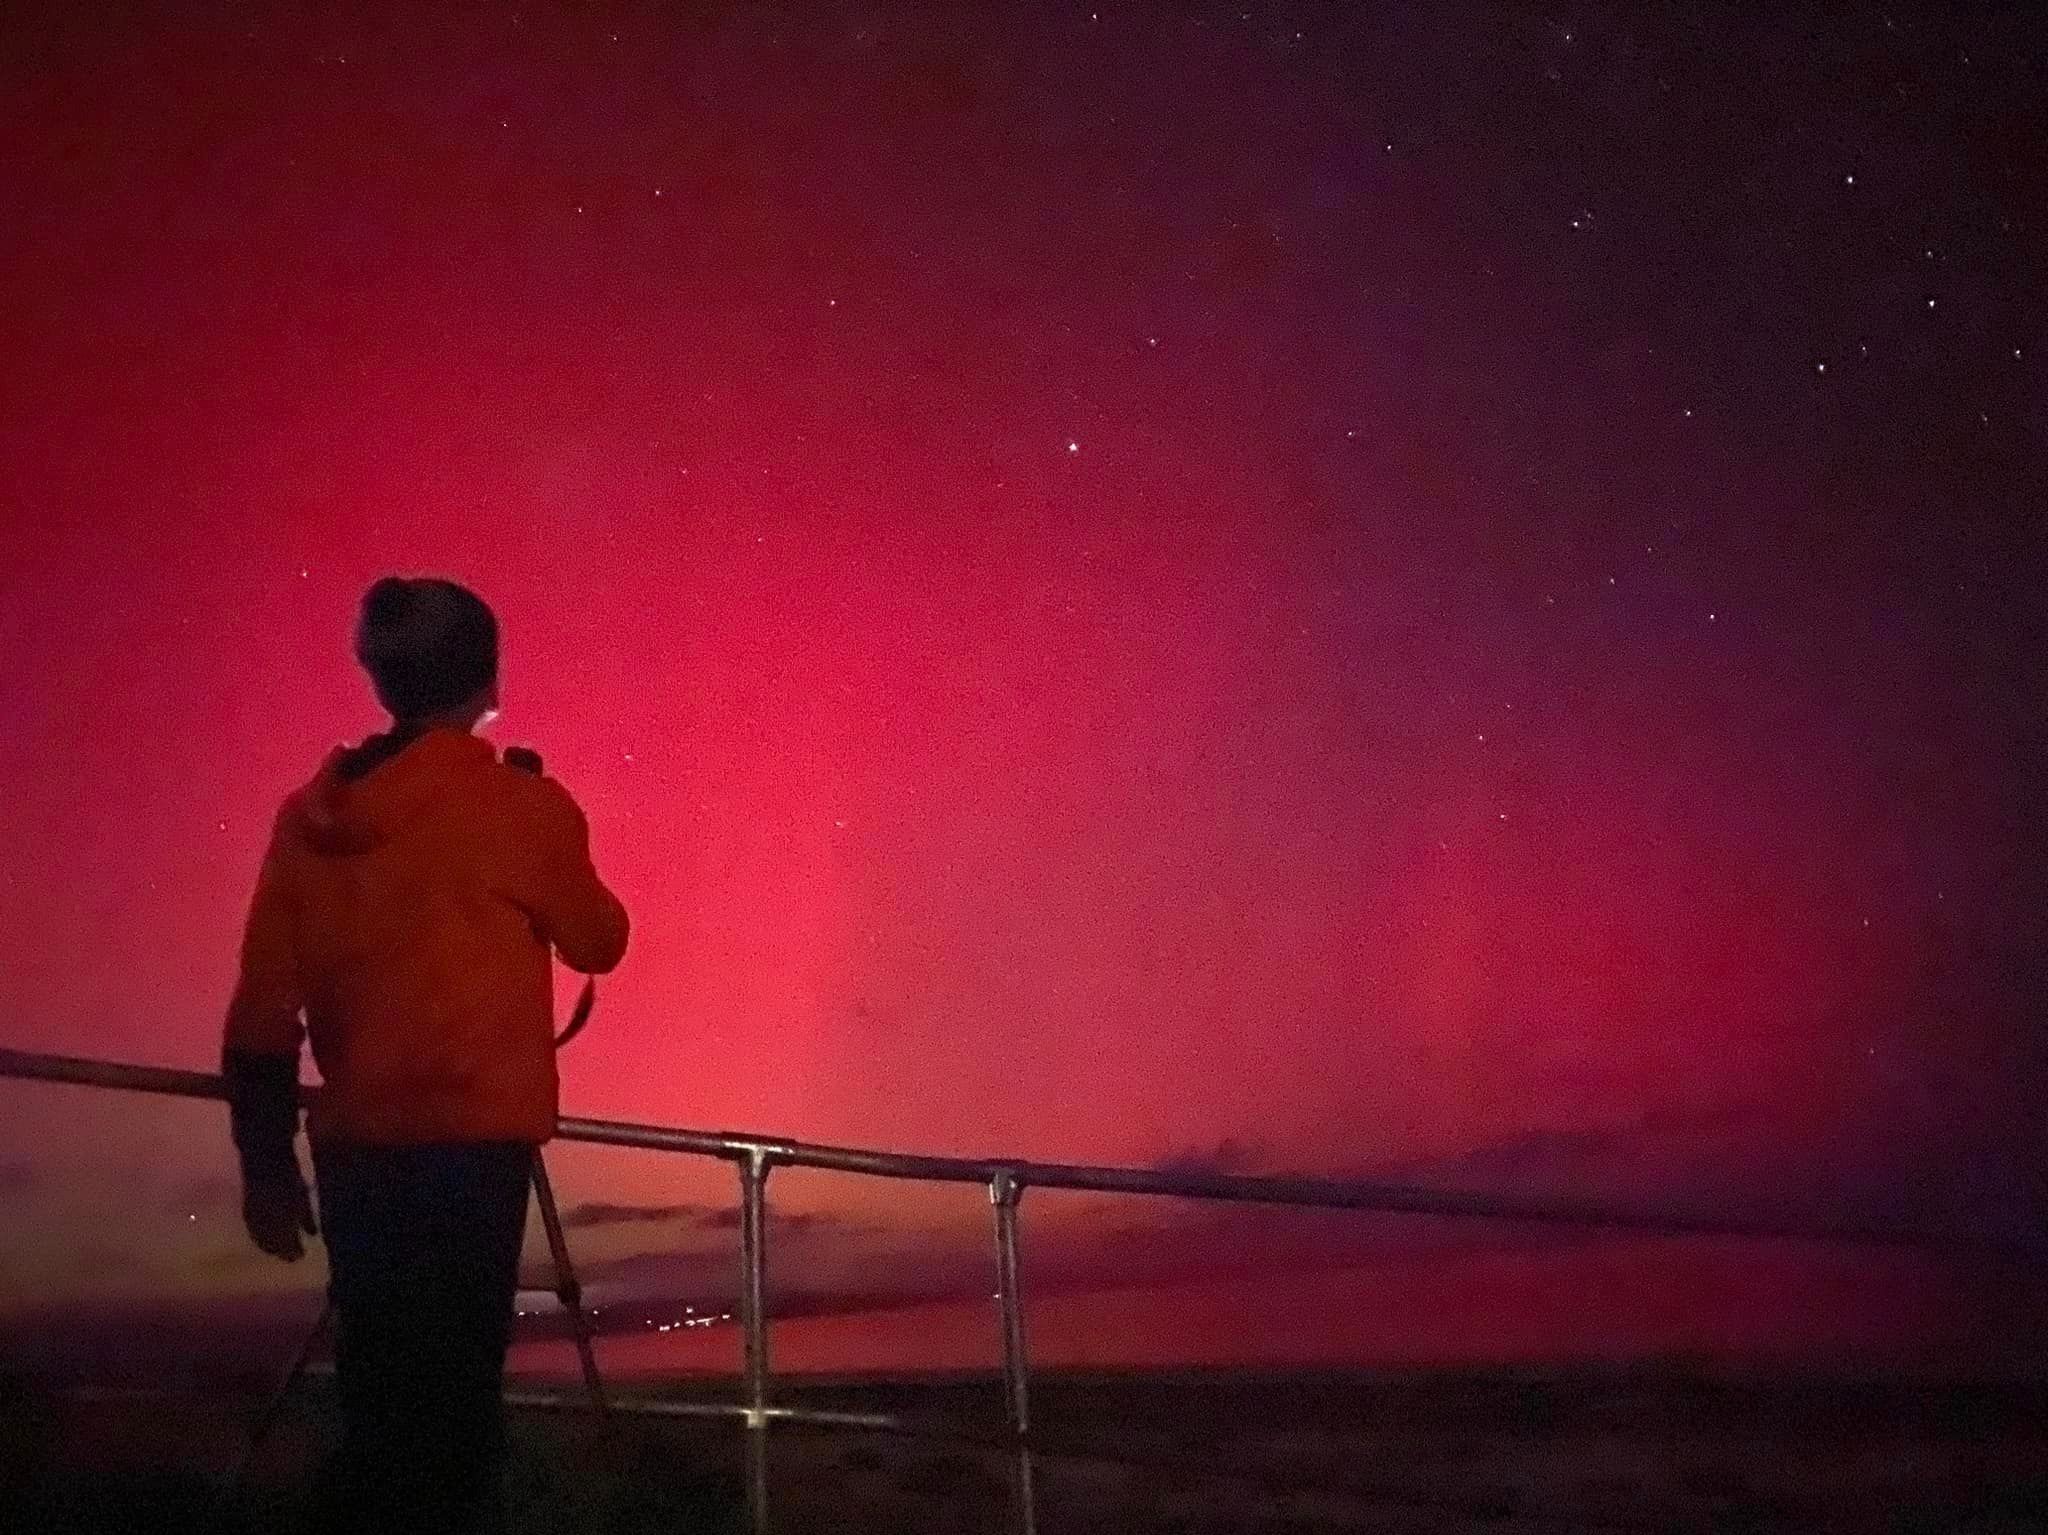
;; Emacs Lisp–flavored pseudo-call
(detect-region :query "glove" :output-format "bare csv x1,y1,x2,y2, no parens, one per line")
223,1047,314,1260
242,1174,319,1263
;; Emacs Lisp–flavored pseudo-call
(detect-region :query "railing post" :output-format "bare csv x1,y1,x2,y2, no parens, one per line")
990,1170,1037,1535
739,1146,772,1535
529,1149,609,1420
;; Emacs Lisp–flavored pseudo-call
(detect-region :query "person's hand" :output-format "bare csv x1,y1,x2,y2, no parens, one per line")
242,1175,318,1262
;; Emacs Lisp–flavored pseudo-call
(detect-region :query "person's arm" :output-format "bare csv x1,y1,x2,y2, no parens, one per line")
221,805,316,1260
509,776,630,975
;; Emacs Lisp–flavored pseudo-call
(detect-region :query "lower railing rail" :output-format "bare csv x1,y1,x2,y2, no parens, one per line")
1,1043,2036,1535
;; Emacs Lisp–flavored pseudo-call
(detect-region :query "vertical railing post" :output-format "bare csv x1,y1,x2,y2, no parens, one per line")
529,1150,609,1420
739,1146,772,1535
990,1170,1037,1535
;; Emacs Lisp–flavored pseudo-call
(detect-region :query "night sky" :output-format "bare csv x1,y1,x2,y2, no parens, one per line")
0,4,2041,1365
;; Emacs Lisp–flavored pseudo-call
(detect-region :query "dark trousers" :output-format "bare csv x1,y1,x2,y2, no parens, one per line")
308,1139,533,1535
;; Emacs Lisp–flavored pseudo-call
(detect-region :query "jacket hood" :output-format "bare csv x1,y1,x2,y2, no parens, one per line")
294,728,498,856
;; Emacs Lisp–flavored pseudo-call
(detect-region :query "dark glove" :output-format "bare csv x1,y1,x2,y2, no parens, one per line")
224,1049,300,1172
223,1046,316,1261
242,1174,318,1262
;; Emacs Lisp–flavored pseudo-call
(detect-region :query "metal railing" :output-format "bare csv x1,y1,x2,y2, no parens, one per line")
2,1043,2037,1535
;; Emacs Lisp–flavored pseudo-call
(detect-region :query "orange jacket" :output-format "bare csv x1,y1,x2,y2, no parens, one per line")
223,728,629,1145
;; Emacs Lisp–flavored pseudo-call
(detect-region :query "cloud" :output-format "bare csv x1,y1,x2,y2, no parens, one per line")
554,1206,974,1312
1151,1136,1270,1179
558,1200,705,1230
1374,1099,1771,1195
557,1199,858,1238
688,1205,837,1236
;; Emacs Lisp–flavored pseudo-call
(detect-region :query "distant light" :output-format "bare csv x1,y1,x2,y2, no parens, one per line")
1066,440,1079,453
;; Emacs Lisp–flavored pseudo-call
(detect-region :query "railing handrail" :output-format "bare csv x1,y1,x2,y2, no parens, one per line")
1,1043,2035,1257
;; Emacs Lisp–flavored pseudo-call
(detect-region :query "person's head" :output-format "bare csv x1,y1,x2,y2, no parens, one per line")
353,576,500,730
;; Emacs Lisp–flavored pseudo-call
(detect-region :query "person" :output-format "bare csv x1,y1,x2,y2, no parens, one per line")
221,575,629,1533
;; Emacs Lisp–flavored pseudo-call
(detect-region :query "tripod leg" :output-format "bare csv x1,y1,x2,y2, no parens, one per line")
217,1296,331,1519
530,1147,609,1420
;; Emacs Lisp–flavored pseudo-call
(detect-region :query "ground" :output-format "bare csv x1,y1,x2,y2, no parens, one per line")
8,1366,2048,1532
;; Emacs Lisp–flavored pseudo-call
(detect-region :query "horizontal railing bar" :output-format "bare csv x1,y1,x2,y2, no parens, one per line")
504,1389,904,1433
2,1044,2040,1258
0,1047,224,1101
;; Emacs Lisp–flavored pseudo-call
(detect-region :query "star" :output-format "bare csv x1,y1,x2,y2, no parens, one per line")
1066,440,1080,453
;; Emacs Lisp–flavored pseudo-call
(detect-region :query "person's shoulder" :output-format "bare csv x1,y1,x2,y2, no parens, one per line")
271,747,349,838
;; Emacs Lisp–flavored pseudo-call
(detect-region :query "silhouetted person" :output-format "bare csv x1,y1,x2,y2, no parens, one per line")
222,575,629,1533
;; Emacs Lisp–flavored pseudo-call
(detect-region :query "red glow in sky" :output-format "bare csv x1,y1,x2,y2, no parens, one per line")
1,7,2037,1348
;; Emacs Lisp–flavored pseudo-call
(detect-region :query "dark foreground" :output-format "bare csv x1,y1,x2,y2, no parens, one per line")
8,1365,2048,1532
